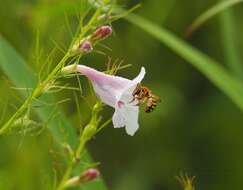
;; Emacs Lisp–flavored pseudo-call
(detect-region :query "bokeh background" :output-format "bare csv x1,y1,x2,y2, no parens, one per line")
1,0,243,190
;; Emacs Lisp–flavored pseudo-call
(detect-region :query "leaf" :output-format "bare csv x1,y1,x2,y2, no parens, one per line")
124,14,243,112
0,35,108,190
186,0,243,37
0,35,77,146
219,0,243,80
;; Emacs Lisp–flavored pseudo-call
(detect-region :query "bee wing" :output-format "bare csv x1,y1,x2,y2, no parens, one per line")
152,94,161,102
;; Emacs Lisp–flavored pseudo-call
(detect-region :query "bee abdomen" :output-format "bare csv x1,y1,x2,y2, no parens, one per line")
145,102,157,113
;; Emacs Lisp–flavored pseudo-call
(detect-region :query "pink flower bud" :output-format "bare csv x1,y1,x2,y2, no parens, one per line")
80,168,100,182
79,40,93,53
91,25,112,41
64,168,100,188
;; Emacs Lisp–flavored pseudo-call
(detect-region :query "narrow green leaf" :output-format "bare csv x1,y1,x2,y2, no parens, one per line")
0,35,108,190
186,0,243,37
0,35,77,147
219,0,243,80
125,14,243,112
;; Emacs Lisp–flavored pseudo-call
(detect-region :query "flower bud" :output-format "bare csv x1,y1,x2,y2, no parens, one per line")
64,168,100,188
71,40,93,54
79,40,93,53
61,64,77,74
80,168,100,182
91,25,112,41
82,123,97,142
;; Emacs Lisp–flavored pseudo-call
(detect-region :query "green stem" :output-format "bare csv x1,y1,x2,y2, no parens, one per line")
0,7,103,135
75,137,87,161
0,54,70,135
56,162,73,190
96,118,112,133
0,95,32,134
56,102,103,190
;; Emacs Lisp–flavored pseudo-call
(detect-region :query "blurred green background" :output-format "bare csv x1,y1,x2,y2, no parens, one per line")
1,0,243,190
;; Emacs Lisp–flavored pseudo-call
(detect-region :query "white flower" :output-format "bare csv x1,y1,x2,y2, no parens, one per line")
63,64,146,135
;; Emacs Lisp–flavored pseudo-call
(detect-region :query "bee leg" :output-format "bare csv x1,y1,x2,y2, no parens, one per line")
129,97,135,103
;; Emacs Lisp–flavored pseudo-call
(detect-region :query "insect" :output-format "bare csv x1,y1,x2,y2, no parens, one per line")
131,84,160,113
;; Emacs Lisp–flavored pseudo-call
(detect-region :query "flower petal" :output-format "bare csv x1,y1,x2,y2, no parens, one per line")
76,65,131,107
112,104,139,136
123,105,139,136
129,67,146,90
119,67,146,104
77,65,131,89
92,82,117,107
112,106,125,128
112,67,145,135
74,65,145,136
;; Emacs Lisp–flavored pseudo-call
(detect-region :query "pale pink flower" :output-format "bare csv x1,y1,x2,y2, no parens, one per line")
63,64,146,135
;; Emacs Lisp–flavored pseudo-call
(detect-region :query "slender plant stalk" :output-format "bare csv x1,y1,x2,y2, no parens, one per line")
0,7,103,135
57,161,74,190
56,102,103,190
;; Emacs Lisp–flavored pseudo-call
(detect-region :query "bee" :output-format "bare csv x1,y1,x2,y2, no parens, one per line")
131,84,160,113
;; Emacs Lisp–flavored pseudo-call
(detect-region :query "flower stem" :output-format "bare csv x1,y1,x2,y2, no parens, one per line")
0,7,103,135
56,162,73,190
56,102,103,190
0,95,32,134
0,53,70,135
